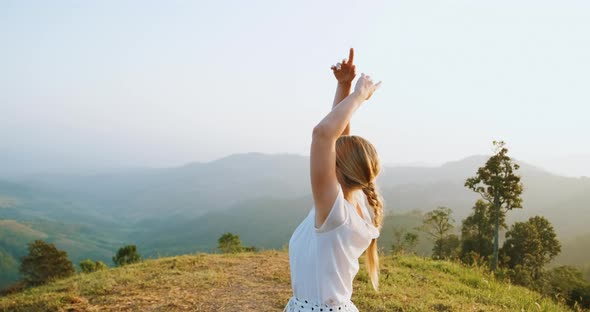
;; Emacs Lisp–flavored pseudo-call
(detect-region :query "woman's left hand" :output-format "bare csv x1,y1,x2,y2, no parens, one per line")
331,48,356,84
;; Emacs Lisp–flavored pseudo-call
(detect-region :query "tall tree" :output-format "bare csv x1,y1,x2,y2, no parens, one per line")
421,207,455,259
465,140,523,271
500,216,561,282
19,240,75,286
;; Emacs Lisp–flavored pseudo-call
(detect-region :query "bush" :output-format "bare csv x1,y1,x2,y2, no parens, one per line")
507,264,536,289
79,259,108,273
570,284,590,309
19,240,75,286
95,260,108,270
545,266,590,309
218,232,243,253
112,245,141,266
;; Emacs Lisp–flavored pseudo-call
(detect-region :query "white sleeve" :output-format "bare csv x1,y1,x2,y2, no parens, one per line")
314,184,348,233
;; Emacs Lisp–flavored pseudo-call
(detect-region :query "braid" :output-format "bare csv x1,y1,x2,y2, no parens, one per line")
362,182,383,229
361,182,383,291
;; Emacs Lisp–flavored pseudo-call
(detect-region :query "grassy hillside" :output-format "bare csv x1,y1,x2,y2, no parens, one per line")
0,217,125,288
0,250,574,312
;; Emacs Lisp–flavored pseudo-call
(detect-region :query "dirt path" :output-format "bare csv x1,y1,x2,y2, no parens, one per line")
72,251,294,312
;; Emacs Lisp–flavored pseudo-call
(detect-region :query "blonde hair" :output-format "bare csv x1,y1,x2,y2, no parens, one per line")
335,135,383,291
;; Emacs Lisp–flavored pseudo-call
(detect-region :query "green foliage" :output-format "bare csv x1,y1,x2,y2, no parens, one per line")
501,216,561,284
391,228,419,255
112,245,141,267
420,207,455,259
19,240,75,286
217,232,244,253
79,259,95,273
532,265,590,309
464,140,523,271
79,259,108,273
464,141,524,211
570,284,590,309
95,260,107,271
460,200,506,264
437,234,460,260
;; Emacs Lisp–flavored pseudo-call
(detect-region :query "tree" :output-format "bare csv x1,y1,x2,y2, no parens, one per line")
218,232,243,253
500,216,561,283
460,200,507,264
439,234,461,260
112,245,141,266
545,266,590,308
19,240,75,286
391,228,419,255
465,140,523,271
79,259,108,273
421,207,455,259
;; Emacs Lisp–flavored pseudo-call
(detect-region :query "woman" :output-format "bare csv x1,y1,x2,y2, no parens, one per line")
284,48,384,312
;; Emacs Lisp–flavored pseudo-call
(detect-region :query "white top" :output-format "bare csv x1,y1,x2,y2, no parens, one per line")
288,184,380,306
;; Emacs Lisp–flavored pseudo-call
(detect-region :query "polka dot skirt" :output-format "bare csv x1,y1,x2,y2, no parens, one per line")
283,296,359,312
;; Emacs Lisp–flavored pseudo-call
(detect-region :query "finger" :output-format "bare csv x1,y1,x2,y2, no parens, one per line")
331,65,336,70
342,58,346,65
348,48,354,64
374,81,382,89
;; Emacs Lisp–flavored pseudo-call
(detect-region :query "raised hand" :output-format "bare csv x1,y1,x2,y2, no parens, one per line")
331,48,356,84
354,73,382,100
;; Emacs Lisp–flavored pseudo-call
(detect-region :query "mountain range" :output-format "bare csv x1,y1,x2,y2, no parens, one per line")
1,153,589,287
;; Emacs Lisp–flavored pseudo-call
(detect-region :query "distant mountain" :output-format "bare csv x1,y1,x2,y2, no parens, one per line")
14,153,310,220
133,154,590,258
3,152,589,238
378,155,590,237
1,152,589,287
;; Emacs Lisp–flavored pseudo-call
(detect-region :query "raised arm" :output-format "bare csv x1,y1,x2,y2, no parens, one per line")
331,48,356,136
311,74,381,226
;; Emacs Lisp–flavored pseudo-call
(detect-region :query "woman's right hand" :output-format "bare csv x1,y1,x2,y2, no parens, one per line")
354,73,382,100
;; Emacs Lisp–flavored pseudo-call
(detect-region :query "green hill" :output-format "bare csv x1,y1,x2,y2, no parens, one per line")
0,250,573,312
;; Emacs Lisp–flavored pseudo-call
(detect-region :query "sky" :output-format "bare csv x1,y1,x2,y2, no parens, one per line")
1,0,589,176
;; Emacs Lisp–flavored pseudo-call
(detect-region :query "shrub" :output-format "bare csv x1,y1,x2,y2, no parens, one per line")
112,245,141,266
19,240,75,286
79,259,108,273
570,284,590,309
218,232,243,253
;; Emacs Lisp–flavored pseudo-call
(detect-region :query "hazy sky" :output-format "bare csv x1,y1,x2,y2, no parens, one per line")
1,1,589,176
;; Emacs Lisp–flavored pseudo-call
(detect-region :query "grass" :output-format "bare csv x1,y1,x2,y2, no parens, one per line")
0,250,574,312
